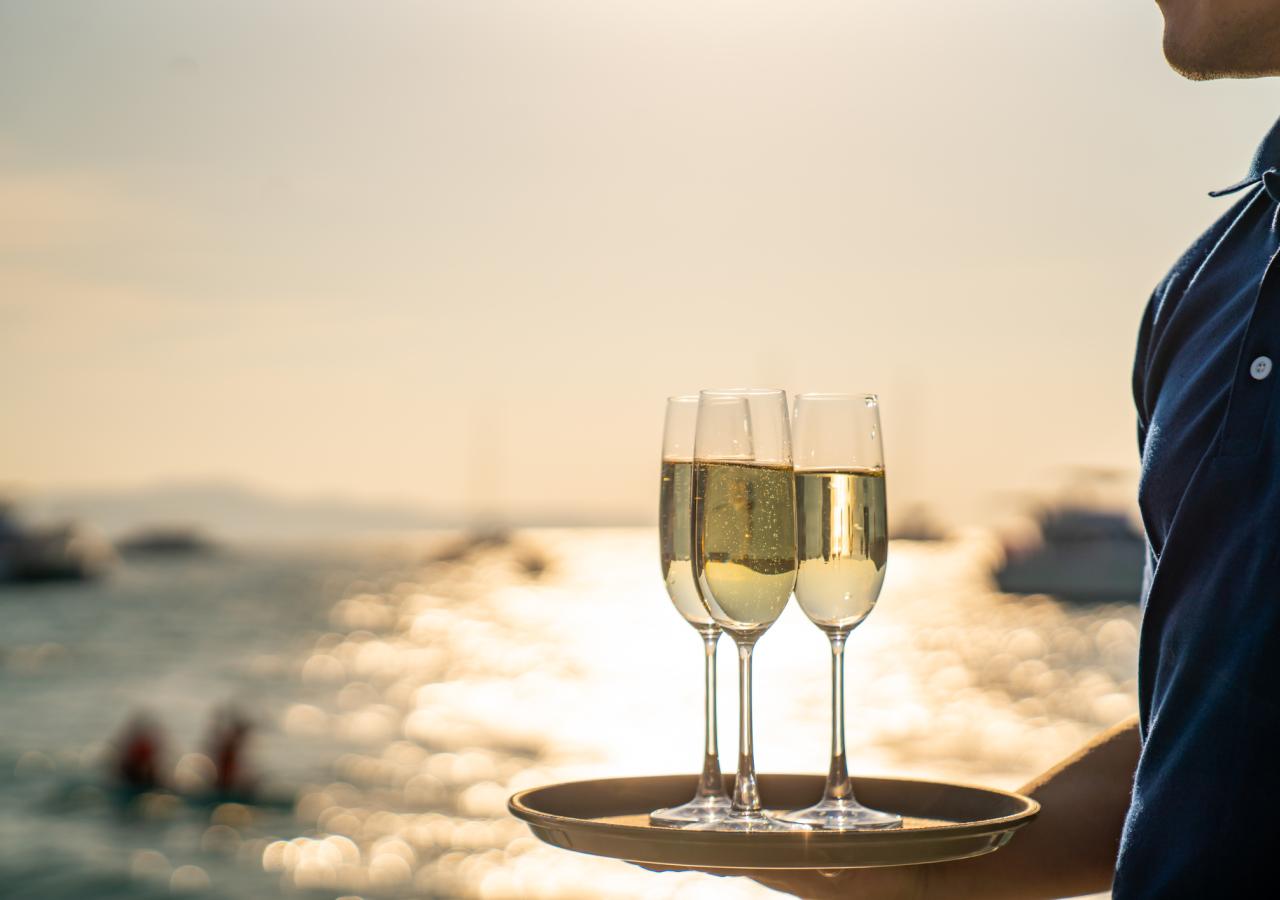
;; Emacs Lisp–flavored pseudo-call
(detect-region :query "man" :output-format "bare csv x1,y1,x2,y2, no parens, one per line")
670,2,1280,896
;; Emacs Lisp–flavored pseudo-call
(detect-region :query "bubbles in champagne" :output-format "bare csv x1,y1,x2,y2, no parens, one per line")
658,460,715,629
793,469,888,632
693,460,797,637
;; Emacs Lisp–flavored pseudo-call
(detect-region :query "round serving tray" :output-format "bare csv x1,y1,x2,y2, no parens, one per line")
509,773,1038,870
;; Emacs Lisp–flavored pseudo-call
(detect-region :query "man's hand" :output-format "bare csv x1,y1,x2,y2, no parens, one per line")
640,863,926,899
634,715,1140,899
743,866,927,899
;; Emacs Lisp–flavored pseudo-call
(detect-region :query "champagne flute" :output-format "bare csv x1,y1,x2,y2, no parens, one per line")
775,393,902,830
689,388,801,832
650,396,732,826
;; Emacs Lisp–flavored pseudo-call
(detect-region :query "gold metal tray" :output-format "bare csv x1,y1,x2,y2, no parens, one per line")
509,773,1038,870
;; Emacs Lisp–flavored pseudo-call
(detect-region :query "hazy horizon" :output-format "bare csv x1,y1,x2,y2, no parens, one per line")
5,1,1280,528
15,477,652,538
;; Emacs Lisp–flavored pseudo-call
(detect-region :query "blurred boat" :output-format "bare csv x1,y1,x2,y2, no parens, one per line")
428,526,512,563
116,526,218,558
427,526,552,578
994,505,1145,604
890,505,949,542
0,502,112,584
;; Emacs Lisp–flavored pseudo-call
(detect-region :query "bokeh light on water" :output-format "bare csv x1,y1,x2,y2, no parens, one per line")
0,529,1136,897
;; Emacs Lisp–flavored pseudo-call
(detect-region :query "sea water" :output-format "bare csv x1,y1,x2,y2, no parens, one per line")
0,529,1137,898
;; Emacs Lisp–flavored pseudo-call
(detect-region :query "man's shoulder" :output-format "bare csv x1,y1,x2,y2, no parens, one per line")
1132,186,1268,426
1149,187,1262,320
1135,186,1266,382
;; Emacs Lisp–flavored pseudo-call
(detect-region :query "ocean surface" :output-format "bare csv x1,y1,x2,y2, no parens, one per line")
0,529,1138,899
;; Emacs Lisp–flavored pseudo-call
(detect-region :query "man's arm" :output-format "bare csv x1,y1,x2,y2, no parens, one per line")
749,715,1140,900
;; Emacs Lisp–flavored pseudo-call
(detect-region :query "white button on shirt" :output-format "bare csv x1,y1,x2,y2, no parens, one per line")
1250,356,1273,380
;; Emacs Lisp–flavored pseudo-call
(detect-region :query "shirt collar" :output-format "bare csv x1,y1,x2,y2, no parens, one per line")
1210,114,1280,199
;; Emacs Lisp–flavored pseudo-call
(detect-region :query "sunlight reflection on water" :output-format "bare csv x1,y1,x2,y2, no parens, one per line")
271,528,1137,898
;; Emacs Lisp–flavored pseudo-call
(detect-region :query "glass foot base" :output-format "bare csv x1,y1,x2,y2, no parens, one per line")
773,799,903,831
686,810,810,832
649,794,732,827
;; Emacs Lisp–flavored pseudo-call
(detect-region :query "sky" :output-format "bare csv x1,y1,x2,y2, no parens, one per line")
4,0,1280,528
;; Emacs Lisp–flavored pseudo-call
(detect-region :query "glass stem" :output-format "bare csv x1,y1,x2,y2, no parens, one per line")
733,639,761,813
693,629,725,800
824,632,854,802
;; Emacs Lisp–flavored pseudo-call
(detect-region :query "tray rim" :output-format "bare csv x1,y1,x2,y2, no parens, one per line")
509,772,1040,845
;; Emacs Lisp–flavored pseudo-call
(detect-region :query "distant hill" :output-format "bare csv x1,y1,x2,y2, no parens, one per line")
24,481,645,539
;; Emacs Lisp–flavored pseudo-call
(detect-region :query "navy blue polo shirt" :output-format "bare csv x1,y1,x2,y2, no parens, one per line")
1115,116,1280,897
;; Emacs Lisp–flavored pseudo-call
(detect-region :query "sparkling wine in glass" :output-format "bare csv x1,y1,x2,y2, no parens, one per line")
775,393,902,830
650,396,732,826
689,388,802,832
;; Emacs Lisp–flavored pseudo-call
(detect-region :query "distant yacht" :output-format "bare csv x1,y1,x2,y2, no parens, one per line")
889,504,949,542
0,503,113,584
116,526,218,558
993,504,1145,604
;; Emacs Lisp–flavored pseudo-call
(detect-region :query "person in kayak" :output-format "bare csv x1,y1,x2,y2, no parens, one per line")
113,712,166,793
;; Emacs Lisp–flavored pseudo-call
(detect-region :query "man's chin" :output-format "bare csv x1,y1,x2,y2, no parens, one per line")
1162,44,1232,81
1163,29,1280,80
